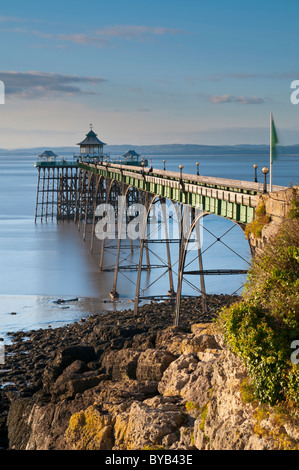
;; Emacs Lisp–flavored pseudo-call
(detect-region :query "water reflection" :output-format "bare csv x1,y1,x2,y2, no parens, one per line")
0,152,297,336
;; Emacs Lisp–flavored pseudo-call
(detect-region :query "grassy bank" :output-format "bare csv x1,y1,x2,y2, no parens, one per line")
217,198,299,407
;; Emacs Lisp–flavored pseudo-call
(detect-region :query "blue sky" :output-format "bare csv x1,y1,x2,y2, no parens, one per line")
0,0,299,148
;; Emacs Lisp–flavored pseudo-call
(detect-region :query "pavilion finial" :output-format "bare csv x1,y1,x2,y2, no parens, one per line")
90,123,93,131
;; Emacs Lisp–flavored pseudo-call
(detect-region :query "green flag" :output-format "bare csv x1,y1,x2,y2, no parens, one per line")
271,114,279,162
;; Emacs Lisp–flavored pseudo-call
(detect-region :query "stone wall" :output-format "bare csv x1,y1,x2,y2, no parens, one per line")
247,186,298,256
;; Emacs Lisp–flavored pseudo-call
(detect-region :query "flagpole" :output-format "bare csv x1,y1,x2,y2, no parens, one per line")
270,112,273,192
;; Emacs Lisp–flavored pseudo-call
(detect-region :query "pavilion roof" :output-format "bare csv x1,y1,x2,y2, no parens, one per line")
77,130,106,146
39,150,58,158
123,149,140,158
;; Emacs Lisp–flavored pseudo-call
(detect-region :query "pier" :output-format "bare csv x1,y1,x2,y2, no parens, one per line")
34,128,288,325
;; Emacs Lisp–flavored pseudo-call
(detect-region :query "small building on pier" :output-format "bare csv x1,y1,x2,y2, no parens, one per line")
123,149,141,163
77,125,106,157
38,150,58,162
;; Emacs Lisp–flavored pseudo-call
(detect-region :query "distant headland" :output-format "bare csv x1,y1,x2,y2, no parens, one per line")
1,143,299,157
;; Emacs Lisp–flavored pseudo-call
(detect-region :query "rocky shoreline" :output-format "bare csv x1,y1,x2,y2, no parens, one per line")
0,294,298,450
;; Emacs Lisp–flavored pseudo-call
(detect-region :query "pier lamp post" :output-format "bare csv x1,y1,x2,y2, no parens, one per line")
105,157,109,174
196,162,199,176
163,160,166,171
141,161,145,176
253,164,258,182
262,167,269,193
179,164,183,184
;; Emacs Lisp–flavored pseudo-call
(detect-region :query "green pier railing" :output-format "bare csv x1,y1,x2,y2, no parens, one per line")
77,161,288,224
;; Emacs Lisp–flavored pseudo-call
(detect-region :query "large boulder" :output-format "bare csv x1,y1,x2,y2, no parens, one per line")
50,361,109,399
158,353,214,408
155,326,189,355
100,349,141,380
118,396,187,450
158,354,199,397
7,394,93,450
65,406,114,450
136,350,177,381
53,346,97,369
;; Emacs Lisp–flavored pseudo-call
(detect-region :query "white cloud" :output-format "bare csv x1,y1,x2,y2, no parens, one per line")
0,71,107,99
207,72,299,81
1,23,185,48
0,15,26,23
209,94,265,105
57,33,108,47
95,25,184,40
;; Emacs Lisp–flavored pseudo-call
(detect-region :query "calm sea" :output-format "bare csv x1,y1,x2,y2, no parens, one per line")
0,152,298,341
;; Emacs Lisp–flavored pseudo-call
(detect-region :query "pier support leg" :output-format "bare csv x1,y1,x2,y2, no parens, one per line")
74,168,83,224
134,238,145,314
110,191,126,298
45,168,50,222
134,194,151,315
35,168,41,223
90,176,104,254
144,240,151,270
90,205,96,254
193,208,207,314
174,204,186,326
77,171,85,232
98,179,114,271
83,174,92,242
40,168,46,222
110,236,121,299
174,238,185,326
161,199,175,296
51,168,55,221
99,238,105,271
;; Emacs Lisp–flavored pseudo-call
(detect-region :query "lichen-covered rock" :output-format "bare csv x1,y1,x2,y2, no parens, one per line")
114,411,131,448
65,406,114,450
7,394,95,450
190,323,215,336
180,334,221,356
4,310,298,451
119,396,187,450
